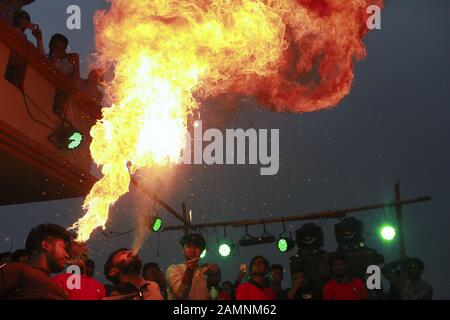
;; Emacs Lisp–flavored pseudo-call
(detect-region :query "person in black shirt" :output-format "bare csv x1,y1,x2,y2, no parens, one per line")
269,264,288,300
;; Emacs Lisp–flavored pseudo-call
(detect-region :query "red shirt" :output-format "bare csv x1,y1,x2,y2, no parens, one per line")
236,281,276,300
53,273,106,300
218,290,232,300
323,278,368,300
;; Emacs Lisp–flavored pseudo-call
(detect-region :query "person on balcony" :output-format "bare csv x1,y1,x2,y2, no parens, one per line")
12,9,44,54
48,33,80,83
79,68,104,105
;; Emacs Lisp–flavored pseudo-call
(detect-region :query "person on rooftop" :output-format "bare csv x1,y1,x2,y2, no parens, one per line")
12,9,44,54
48,33,80,82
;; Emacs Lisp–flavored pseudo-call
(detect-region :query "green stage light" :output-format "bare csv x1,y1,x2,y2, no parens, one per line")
152,217,162,232
68,131,83,150
278,238,288,252
380,225,396,241
218,243,231,257
48,120,83,150
200,249,207,259
277,237,295,253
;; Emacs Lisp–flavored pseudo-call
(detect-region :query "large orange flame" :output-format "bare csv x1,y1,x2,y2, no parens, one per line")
71,0,383,242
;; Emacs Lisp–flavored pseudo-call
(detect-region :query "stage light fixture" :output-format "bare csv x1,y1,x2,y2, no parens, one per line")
238,224,275,247
277,237,295,253
296,223,324,252
334,217,364,250
152,217,163,232
379,224,396,241
276,219,295,253
48,119,83,150
218,243,231,257
217,227,235,258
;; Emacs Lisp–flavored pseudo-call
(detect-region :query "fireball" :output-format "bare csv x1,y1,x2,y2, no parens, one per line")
71,0,383,242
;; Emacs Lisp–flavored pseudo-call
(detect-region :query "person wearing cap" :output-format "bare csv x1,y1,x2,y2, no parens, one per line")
166,233,214,300
382,257,433,300
0,223,70,300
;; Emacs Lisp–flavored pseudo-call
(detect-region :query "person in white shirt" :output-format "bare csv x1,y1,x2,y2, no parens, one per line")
47,33,80,82
166,233,216,300
104,248,163,300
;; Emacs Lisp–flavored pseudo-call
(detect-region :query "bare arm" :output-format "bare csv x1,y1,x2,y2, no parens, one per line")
31,27,45,55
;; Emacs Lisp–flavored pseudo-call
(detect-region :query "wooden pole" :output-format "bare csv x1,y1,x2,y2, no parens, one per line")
162,195,431,232
130,177,190,226
182,202,189,235
395,182,407,259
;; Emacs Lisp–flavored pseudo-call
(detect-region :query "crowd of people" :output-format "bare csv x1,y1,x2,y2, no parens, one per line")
0,0,104,105
0,223,433,300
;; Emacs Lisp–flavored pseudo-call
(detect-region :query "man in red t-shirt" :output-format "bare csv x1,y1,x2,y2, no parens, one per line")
323,255,368,300
52,240,105,300
53,272,105,300
236,256,276,300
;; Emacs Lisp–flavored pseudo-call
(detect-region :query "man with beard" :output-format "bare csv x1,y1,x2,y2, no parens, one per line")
235,256,276,300
322,255,368,300
166,233,213,300
104,248,163,300
0,224,70,300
